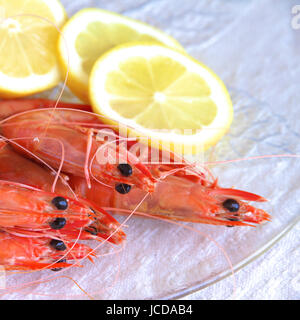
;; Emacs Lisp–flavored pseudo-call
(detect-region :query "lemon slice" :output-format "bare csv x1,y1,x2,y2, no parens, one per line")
0,0,67,98
58,8,184,103
90,43,233,153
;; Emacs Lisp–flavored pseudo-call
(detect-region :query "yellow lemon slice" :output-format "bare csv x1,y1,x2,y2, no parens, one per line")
89,43,233,153
58,8,184,103
0,0,67,98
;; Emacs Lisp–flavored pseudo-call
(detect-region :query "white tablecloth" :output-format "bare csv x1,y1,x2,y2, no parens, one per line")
45,0,300,300
181,0,300,300
183,224,299,300
2,0,299,300
87,0,300,300
182,0,300,300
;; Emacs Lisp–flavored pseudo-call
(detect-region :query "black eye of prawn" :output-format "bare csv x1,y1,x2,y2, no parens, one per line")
50,239,67,251
223,199,240,212
52,196,68,210
51,259,67,272
115,183,131,194
117,163,133,177
50,217,66,230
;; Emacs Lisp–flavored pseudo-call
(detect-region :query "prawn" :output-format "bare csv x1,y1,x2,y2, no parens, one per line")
0,178,125,244
0,141,126,271
1,108,155,192
0,231,94,271
0,99,271,227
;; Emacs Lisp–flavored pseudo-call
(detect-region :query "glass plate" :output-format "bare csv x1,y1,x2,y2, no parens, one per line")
1,0,299,300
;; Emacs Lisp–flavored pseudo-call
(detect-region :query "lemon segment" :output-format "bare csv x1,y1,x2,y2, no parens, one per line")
89,43,233,153
0,0,67,98
58,8,184,102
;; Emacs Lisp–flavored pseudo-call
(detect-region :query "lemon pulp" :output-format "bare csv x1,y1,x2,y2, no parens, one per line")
58,8,183,102
0,0,67,97
90,43,233,153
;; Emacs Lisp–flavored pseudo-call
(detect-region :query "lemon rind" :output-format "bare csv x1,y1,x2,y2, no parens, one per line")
58,8,184,102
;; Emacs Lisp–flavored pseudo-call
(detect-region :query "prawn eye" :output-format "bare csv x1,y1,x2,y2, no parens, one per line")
50,217,66,230
223,199,240,212
115,183,131,194
51,259,67,272
50,239,66,251
117,163,132,177
52,197,68,210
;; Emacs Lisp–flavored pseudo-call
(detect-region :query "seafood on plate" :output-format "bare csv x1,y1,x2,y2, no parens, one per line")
0,139,126,271
0,99,271,229
0,231,95,271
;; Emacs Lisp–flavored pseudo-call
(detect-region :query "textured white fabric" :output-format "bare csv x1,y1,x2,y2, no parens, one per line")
183,0,300,300
182,224,300,300
0,0,299,300
62,0,300,300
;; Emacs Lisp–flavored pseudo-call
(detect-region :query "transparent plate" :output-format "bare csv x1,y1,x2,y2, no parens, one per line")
1,0,299,300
